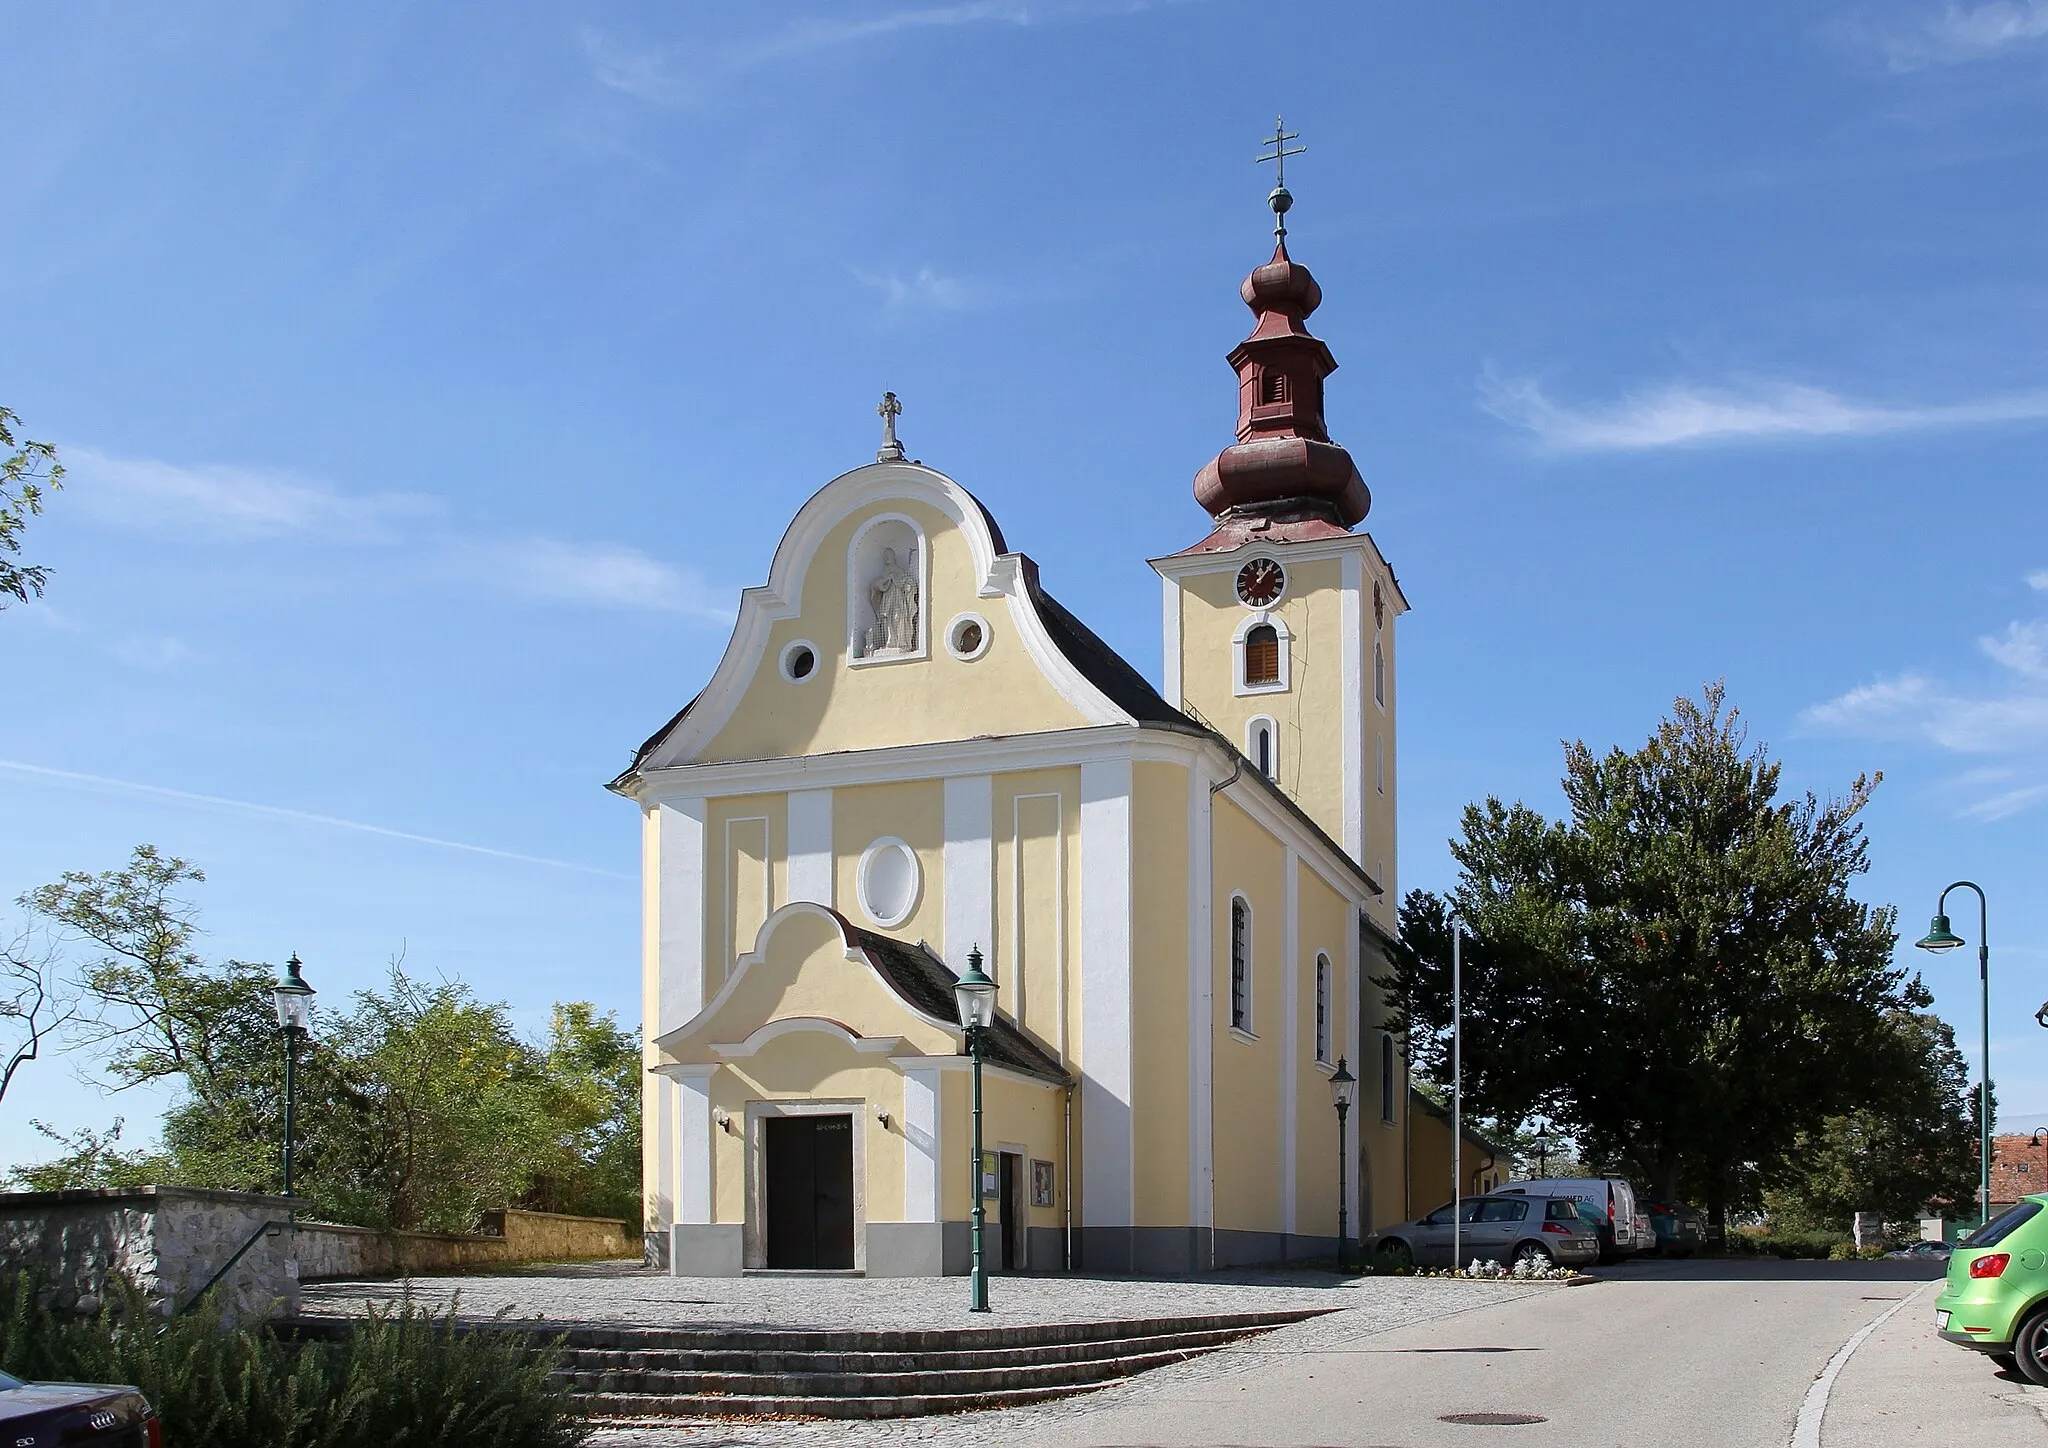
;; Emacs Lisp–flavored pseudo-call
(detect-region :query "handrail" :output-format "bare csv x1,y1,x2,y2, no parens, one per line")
177,1217,294,1316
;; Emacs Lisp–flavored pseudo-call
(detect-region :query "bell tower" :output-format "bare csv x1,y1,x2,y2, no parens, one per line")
1150,122,1405,910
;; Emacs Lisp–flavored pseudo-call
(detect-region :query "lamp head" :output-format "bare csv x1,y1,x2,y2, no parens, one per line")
1328,1055,1356,1111
271,953,316,1033
953,945,998,1033
2036,998,2048,1031
1915,912,1965,953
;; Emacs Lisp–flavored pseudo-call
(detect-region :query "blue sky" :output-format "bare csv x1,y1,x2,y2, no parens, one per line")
4,1,2046,1170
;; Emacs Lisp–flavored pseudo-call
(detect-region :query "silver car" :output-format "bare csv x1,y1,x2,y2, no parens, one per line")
1374,1194,1600,1270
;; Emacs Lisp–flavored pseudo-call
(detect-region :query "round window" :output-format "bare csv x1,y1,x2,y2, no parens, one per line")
945,612,991,661
857,839,921,929
780,640,819,682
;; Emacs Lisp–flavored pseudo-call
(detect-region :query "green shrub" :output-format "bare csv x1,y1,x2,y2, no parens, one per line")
0,1275,588,1448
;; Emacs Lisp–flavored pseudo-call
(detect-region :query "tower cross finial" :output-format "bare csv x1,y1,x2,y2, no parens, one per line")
876,391,905,462
1255,115,1306,238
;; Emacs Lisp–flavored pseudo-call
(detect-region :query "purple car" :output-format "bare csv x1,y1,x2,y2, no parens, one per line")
0,1367,160,1446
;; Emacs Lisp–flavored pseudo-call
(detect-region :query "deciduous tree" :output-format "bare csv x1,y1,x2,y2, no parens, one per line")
0,406,63,608
1386,685,1911,1226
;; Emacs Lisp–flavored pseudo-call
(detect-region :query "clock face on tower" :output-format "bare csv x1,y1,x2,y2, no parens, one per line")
1235,557,1286,608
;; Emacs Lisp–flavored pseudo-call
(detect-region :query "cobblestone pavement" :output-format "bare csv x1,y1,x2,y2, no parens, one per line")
568,1277,1558,1446
301,1264,1560,1446
300,1260,1548,1332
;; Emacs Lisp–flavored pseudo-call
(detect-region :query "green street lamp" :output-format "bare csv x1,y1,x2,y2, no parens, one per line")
269,954,316,1202
1916,883,1990,1228
1532,1121,1553,1178
952,946,997,1314
1328,1056,1356,1272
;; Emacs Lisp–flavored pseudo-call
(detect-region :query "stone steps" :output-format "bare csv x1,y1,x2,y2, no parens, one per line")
559,1321,1269,1374
560,1308,1325,1419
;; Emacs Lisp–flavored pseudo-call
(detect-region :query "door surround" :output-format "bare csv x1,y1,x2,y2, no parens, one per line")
744,1098,868,1271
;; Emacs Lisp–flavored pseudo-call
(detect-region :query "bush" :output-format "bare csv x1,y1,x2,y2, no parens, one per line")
1729,1227,1850,1260
0,1275,588,1448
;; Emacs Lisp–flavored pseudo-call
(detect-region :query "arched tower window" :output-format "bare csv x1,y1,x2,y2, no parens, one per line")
1245,624,1280,686
1314,954,1331,1064
1229,897,1251,1033
1248,716,1277,780
1373,636,1386,708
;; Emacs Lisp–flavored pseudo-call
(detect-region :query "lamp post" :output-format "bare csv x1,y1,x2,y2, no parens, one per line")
1916,883,1991,1229
269,954,316,1201
1329,1056,1356,1272
1532,1121,1552,1178
1449,914,1468,1271
952,946,997,1313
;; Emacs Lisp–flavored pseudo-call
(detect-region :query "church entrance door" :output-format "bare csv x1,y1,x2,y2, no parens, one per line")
763,1115,855,1270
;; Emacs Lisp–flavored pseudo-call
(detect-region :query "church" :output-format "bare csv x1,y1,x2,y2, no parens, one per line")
609,170,1413,1276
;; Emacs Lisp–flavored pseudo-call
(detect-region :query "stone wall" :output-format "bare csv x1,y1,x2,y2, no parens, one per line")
0,1186,300,1323
293,1209,633,1280
0,1191,637,1320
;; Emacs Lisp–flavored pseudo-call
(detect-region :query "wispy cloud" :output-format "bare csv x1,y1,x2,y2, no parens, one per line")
0,760,632,879
852,264,984,312
2029,569,2048,590
582,2,1174,104
110,635,196,672
444,538,734,621
67,447,437,542
1479,369,2048,453
1835,1,2048,73
578,27,692,105
59,444,734,624
1801,570,2048,818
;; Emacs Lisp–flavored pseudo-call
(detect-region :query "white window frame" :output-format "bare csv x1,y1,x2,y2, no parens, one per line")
779,638,821,684
1313,952,1332,1065
1246,715,1278,781
1227,892,1255,1040
1372,632,1386,709
1233,611,1292,696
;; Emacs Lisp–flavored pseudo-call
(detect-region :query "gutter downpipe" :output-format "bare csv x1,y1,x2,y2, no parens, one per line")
1063,1082,1075,1272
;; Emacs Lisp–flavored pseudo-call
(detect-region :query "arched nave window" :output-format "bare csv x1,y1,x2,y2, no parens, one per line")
1229,896,1252,1034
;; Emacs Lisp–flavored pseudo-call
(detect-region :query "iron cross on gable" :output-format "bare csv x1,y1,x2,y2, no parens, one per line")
1256,117,1306,237
876,391,905,462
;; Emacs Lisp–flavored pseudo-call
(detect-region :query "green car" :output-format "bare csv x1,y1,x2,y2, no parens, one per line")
1935,1194,2048,1383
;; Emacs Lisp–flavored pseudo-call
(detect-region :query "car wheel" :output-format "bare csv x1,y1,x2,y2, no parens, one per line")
2016,1307,2048,1387
1375,1238,1413,1272
1512,1242,1553,1268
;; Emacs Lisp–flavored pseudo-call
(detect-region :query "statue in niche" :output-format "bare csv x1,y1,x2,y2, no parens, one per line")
862,546,919,657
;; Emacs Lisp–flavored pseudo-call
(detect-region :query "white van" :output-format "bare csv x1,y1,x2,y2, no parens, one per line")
1492,1177,1641,1262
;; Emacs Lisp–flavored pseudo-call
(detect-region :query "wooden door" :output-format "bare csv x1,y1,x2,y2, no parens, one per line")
763,1115,855,1270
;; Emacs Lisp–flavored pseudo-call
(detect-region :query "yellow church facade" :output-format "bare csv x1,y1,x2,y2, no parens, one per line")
611,203,1416,1275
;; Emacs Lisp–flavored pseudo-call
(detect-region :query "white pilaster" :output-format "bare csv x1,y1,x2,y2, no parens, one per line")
1346,904,1363,1231
1161,573,1183,706
1341,551,1365,863
1187,762,1215,1234
1282,848,1299,1236
657,1064,719,1227
786,788,834,905
1079,758,1135,1230
656,798,708,1037
902,1067,943,1222
942,774,994,967
648,1067,675,1234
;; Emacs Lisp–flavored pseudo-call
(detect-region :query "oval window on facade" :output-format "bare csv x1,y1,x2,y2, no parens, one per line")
857,838,922,929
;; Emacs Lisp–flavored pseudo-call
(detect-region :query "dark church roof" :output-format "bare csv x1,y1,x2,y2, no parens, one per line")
851,924,1069,1086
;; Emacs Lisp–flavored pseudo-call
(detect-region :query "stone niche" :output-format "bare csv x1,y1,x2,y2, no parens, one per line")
847,514,926,664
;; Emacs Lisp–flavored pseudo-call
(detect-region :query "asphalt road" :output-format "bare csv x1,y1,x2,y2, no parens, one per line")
1002,1258,2048,1448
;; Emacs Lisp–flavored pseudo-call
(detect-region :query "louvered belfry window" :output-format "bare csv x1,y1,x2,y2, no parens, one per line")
1244,624,1280,686
1260,369,1288,405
